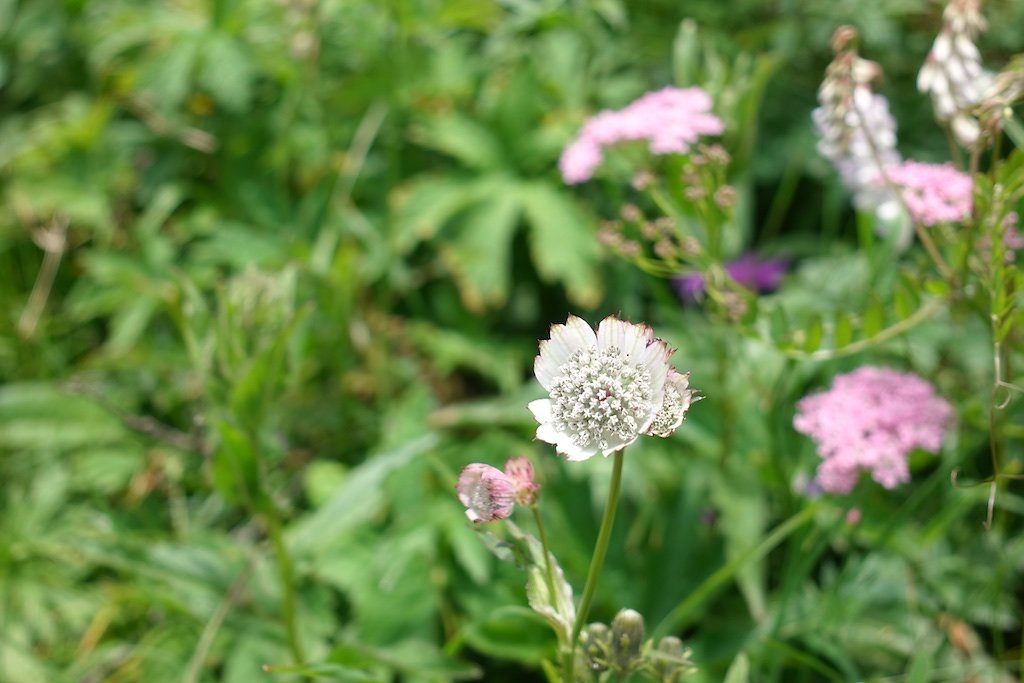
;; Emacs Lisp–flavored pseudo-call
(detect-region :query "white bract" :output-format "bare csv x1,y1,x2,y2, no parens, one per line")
528,315,695,461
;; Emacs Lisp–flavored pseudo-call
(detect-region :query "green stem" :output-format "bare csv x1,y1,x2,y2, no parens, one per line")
564,449,626,682
652,503,818,639
532,506,559,611
266,511,306,665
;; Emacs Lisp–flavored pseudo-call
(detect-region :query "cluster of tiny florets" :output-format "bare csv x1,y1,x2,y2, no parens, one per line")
559,86,724,184
884,161,973,226
647,385,685,437
794,366,953,494
549,347,652,451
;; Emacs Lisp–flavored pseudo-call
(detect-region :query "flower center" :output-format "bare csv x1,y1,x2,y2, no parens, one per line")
549,346,652,451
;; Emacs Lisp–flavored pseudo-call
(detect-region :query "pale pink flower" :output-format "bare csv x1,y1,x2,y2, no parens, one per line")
558,87,724,184
884,161,973,226
794,366,953,494
529,315,696,460
457,464,516,523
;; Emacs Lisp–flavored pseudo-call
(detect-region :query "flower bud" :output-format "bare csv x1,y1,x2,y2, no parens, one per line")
581,622,611,672
503,456,540,506
652,636,696,682
610,608,646,671
456,464,515,523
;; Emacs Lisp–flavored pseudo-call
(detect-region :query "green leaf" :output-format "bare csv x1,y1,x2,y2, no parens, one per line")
391,176,485,252
286,434,440,557
439,190,521,311
411,112,507,172
505,521,575,648
861,299,885,338
834,311,854,348
518,181,601,307
802,314,823,353
199,32,253,112
210,420,260,505
461,606,555,663
0,383,126,451
724,652,750,683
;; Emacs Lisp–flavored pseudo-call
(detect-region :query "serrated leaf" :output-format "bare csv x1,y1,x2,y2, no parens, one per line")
504,521,575,648
519,181,601,307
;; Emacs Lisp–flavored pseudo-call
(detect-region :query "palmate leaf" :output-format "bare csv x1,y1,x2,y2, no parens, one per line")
439,190,520,311
393,175,603,310
518,181,602,308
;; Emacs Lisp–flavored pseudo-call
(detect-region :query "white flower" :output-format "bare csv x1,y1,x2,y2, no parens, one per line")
918,0,994,146
528,315,694,461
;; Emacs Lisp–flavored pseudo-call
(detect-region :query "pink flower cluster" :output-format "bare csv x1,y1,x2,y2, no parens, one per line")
559,87,724,184
793,366,953,494
456,457,539,523
883,161,973,226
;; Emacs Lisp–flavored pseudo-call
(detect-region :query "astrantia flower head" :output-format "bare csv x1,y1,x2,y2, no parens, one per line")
793,366,954,494
559,87,724,184
528,315,697,461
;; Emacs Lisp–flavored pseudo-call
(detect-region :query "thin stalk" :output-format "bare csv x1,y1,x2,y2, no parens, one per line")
532,506,558,610
653,503,818,639
563,449,625,682
265,511,305,664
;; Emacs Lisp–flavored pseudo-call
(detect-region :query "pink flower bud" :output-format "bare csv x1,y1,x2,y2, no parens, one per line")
456,464,516,523
504,456,540,506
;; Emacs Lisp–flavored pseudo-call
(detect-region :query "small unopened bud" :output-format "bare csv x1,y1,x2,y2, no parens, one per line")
581,623,611,671
652,636,696,682
610,608,646,671
714,186,737,208
654,240,676,260
620,203,643,222
631,170,654,191
503,456,539,506
683,186,707,201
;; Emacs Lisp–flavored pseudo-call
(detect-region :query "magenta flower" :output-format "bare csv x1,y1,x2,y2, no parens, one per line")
674,254,788,302
456,457,541,522
793,366,954,494
559,87,724,184
884,161,973,226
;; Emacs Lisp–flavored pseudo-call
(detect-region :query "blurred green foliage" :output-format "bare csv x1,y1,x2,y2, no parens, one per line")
2,0,1024,681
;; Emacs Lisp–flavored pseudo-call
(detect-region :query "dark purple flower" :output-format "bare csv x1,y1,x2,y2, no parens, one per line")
673,254,788,302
